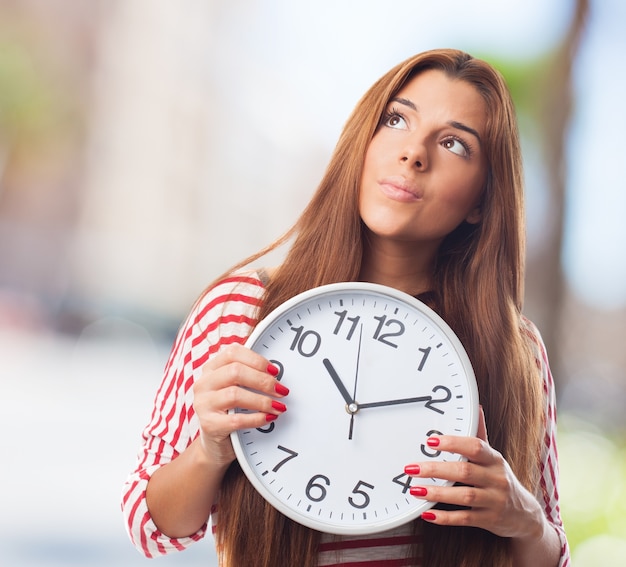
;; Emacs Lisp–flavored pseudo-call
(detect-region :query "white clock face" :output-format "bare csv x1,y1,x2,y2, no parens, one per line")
231,282,479,535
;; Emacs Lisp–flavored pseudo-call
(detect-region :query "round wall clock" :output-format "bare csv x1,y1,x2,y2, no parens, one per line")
230,282,479,535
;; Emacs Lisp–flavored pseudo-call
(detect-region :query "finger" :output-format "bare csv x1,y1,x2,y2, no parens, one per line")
409,483,486,510
420,507,488,529
476,405,489,443
421,433,494,467
206,385,288,416
405,459,487,488
198,404,282,443
199,345,288,398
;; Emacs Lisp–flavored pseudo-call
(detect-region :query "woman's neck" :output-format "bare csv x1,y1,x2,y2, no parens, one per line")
359,234,438,297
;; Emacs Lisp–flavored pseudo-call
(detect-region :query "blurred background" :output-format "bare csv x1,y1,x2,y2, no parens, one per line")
1,0,625,565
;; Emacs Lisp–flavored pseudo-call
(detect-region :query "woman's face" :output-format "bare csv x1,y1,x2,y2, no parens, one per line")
359,69,488,250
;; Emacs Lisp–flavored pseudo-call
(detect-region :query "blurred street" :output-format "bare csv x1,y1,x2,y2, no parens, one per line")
0,322,217,566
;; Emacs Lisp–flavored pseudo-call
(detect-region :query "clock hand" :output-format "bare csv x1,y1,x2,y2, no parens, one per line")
348,324,364,440
359,395,433,410
322,358,354,406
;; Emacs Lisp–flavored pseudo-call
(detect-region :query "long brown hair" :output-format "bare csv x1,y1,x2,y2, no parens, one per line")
215,48,543,567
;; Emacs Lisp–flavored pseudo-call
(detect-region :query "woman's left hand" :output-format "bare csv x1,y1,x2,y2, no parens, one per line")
404,407,545,541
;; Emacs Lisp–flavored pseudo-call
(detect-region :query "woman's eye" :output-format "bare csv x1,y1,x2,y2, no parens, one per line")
384,113,407,129
442,138,468,157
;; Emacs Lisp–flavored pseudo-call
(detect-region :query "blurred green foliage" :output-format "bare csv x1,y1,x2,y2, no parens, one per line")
0,36,75,150
559,417,626,564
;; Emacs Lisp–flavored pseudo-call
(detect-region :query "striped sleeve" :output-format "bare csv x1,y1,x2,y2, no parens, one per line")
522,318,571,566
121,272,265,558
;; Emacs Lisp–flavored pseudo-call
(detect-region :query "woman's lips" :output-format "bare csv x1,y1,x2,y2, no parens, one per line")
378,176,423,202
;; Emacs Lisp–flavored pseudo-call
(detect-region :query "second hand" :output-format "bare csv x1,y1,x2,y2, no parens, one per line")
349,324,363,440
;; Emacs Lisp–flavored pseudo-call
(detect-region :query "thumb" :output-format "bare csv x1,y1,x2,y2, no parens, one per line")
477,405,489,444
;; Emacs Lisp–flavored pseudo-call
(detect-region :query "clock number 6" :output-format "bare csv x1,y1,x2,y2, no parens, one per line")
306,474,330,502
349,480,375,509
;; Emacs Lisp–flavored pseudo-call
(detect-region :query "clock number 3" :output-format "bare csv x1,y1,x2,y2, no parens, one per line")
421,429,444,458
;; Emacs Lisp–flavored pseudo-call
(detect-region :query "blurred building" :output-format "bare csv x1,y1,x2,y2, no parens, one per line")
0,0,625,432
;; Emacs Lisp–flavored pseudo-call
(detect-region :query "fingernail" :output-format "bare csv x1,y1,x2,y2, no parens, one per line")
265,413,278,422
410,486,428,497
275,383,290,396
271,400,287,412
267,363,280,376
404,464,420,476
427,437,440,447
421,511,436,521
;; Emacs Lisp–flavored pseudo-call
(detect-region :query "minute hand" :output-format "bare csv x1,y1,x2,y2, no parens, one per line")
359,395,432,409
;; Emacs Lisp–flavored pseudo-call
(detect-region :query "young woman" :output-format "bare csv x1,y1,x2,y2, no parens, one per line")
122,49,569,566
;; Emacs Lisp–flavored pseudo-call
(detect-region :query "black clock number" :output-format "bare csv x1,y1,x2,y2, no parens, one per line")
289,325,322,357
333,310,361,340
392,472,413,494
305,474,330,502
348,480,375,509
424,385,452,414
272,445,299,472
269,359,284,380
372,315,405,348
421,429,444,458
417,346,431,371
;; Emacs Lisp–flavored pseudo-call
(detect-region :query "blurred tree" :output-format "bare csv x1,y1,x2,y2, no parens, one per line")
484,0,589,387
0,2,93,326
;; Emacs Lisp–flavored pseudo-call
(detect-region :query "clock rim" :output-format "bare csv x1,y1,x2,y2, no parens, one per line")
229,281,480,535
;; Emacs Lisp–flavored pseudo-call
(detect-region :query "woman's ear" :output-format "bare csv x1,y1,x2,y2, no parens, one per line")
465,206,482,225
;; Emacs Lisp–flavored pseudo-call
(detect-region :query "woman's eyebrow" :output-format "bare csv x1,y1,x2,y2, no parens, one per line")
391,96,417,111
448,120,482,145
389,97,483,145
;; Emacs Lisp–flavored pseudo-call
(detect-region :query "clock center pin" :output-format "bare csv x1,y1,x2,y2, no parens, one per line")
346,402,359,414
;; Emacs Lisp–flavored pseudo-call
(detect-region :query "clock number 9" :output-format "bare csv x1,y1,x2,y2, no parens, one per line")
256,360,284,433
420,429,444,458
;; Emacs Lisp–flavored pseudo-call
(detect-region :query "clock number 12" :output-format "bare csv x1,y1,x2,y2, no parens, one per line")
373,315,405,348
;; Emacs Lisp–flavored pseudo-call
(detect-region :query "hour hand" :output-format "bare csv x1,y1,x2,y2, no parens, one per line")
322,358,354,406
359,395,432,410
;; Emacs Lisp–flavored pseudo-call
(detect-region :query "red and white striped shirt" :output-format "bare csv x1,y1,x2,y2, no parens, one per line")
121,271,570,565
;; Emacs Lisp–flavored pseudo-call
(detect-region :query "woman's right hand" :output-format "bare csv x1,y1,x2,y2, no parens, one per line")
192,343,289,467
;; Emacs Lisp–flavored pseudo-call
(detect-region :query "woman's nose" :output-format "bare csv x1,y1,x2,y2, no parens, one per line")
399,135,428,170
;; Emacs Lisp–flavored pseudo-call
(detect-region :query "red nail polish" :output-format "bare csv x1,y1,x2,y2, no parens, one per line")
271,400,287,412
275,383,290,396
265,413,278,422
404,464,420,476
410,486,428,497
421,511,436,521
427,437,440,447
267,363,279,376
